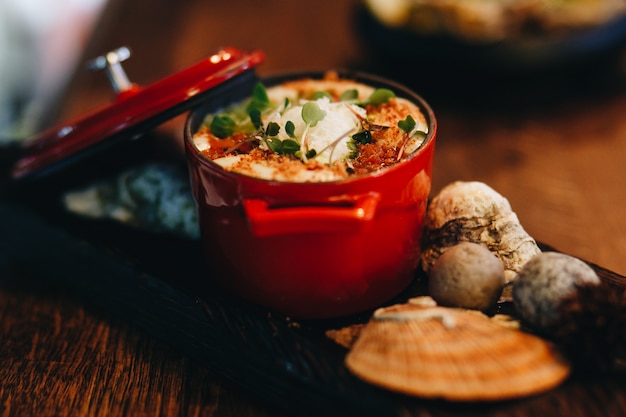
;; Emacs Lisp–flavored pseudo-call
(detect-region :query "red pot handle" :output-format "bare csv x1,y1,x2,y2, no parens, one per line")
242,192,381,237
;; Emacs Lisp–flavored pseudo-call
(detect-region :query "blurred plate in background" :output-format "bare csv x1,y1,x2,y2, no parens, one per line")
354,1,626,109
356,1,626,75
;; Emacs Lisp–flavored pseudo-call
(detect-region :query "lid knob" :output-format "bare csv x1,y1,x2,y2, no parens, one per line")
87,46,133,94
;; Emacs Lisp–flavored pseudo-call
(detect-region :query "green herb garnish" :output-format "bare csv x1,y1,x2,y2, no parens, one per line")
302,101,327,127
266,137,282,154
206,82,400,163
210,114,237,138
396,115,426,161
340,89,359,102
312,91,332,100
246,82,271,114
281,139,300,155
248,108,263,130
267,138,300,155
360,88,395,106
285,121,296,138
352,130,373,144
398,115,416,135
266,122,280,137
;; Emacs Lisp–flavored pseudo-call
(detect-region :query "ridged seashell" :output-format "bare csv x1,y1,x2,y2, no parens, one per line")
344,302,570,401
421,181,541,284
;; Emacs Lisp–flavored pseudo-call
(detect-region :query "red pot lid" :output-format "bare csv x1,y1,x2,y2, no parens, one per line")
10,46,265,181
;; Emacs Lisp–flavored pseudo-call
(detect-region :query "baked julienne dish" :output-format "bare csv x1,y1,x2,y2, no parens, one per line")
192,72,429,182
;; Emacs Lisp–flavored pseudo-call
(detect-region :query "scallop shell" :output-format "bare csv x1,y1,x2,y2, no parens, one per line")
344,302,570,401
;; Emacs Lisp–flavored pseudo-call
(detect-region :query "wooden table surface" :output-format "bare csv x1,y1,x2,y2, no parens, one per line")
2,0,626,416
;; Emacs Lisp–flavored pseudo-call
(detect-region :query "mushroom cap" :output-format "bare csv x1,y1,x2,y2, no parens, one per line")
426,181,512,230
512,252,601,329
428,242,505,312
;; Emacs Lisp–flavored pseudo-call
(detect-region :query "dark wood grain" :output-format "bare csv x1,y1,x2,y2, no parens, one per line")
0,261,288,417
3,0,626,416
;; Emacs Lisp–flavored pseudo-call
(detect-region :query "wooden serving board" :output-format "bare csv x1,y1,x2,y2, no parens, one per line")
1,151,624,417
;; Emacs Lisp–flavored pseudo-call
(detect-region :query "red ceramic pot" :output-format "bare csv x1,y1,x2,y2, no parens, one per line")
185,71,437,319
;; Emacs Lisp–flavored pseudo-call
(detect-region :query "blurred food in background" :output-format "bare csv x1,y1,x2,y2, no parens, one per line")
357,0,626,93
364,0,626,43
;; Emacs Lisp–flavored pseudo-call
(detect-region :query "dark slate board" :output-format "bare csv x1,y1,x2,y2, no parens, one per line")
1,154,625,417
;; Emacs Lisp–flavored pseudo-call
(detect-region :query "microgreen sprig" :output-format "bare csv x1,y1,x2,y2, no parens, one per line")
312,91,332,100
340,89,359,102
209,114,237,138
302,102,326,127
352,130,372,145
207,83,403,166
300,101,327,160
259,121,300,156
396,115,426,161
398,115,416,135
208,82,272,139
285,121,296,138
246,82,271,115
358,88,396,107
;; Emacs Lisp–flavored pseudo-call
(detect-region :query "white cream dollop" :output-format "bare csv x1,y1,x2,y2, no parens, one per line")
263,97,365,164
